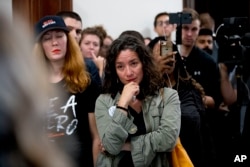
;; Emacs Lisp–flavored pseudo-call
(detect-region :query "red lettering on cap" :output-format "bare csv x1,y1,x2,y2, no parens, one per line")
42,19,56,28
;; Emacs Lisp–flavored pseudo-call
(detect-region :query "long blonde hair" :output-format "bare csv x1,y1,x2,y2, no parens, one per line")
33,33,90,93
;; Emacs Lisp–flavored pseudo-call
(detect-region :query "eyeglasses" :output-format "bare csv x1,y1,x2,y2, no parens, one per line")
156,20,170,27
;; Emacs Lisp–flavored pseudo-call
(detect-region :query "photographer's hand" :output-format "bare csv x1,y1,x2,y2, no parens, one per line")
152,45,176,74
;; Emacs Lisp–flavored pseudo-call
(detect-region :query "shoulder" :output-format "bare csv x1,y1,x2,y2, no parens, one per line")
154,87,180,104
96,93,116,106
84,58,98,70
194,47,217,64
162,87,179,97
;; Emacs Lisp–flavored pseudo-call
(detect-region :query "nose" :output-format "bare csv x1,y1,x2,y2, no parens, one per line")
125,66,133,77
204,42,209,47
89,43,95,49
52,37,59,45
186,29,193,36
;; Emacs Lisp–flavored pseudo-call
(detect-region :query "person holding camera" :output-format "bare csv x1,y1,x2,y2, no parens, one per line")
177,8,223,167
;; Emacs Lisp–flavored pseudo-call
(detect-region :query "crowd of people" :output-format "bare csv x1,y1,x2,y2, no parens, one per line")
1,4,249,167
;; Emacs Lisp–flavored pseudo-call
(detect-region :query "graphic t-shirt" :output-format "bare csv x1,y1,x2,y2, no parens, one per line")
46,80,100,167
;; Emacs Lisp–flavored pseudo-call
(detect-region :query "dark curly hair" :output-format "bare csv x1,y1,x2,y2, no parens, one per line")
148,36,205,99
102,34,165,99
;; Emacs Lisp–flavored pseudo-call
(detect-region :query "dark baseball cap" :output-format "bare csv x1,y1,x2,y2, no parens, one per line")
34,15,69,41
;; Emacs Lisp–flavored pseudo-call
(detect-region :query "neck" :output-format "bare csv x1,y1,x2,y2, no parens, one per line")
49,61,64,83
165,73,176,88
178,44,193,58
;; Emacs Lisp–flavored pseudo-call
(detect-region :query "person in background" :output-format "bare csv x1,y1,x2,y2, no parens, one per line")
118,30,145,43
0,9,75,167
178,7,222,112
196,28,237,107
178,8,223,166
195,28,214,56
100,35,113,58
33,15,100,167
153,12,176,39
199,12,218,62
56,10,102,88
95,35,181,167
144,36,152,45
80,26,106,80
199,12,215,32
56,11,82,43
149,36,207,167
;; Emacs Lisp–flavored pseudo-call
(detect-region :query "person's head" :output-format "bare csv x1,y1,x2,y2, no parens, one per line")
100,35,113,58
144,37,152,45
181,8,200,48
199,12,215,32
0,9,75,167
119,30,145,43
79,26,104,59
154,12,176,38
196,28,214,55
103,35,164,99
56,11,83,43
33,15,90,93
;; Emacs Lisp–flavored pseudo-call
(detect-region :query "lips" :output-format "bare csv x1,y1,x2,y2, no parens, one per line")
127,79,136,82
52,49,61,54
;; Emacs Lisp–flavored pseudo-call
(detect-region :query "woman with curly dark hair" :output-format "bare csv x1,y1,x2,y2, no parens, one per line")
95,35,181,167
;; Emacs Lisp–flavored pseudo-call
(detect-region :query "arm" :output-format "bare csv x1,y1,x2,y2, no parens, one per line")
131,88,181,166
219,63,237,105
88,112,100,167
203,95,215,108
95,94,137,155
91,51,105,79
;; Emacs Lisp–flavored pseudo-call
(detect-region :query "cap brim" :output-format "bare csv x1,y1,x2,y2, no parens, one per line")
35,27,69,42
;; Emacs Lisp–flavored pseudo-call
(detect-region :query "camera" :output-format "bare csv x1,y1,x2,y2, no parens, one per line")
169,12,192,44
160,40,173,56
215,17,250,80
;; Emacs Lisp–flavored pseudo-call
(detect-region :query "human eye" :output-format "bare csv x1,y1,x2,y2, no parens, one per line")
116,64,124,70
94,42,100,47
182,26,189,31
76,29,82,35
200,40,205,44
42,35,52,41
157,21,163,26
131,60,139,67
84,41,91,46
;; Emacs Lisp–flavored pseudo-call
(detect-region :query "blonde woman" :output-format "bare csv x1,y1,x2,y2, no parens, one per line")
33,15,100,167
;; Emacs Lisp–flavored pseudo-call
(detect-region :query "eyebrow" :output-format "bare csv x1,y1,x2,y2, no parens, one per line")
67,26,81,30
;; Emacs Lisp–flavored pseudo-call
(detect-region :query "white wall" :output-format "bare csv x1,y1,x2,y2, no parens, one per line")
3,0,182,39
73,0,182,39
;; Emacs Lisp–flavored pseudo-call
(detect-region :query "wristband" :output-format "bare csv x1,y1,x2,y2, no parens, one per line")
116,105,129,112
